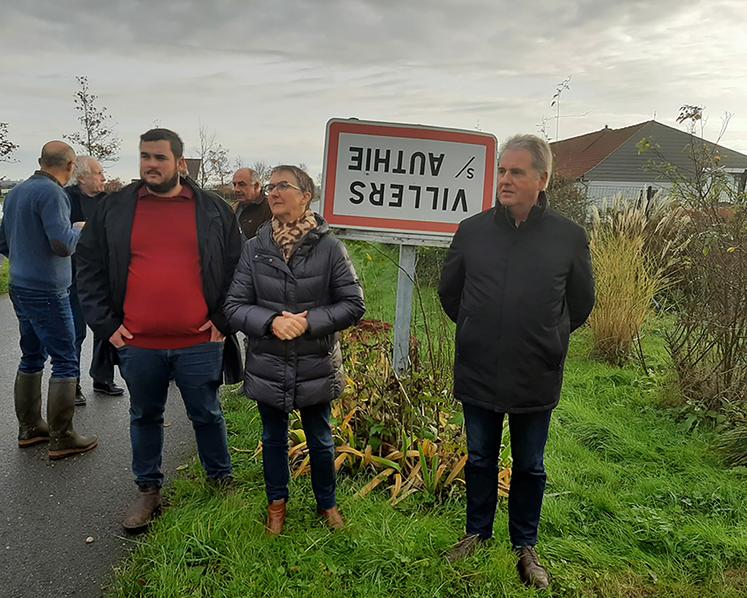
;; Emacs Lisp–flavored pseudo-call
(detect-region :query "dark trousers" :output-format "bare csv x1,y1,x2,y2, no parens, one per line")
257,401,336,510
117,342,232,488
9,285,79,379
463,401,552,546
69,282,115,385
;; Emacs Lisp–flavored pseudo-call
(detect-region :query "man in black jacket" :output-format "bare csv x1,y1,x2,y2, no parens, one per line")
439,134,595,589
76,129,242,532
67,155,125,404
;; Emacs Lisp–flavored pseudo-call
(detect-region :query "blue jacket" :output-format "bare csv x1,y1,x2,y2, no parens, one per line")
0,171,80,291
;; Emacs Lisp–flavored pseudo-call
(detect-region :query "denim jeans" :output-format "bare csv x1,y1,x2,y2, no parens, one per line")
463,401,552,546
9,285,79,379
117,342,232,488
257,401,336,510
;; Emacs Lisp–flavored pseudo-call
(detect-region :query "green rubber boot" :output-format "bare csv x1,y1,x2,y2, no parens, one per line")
15,370,49,447
47,378,98,460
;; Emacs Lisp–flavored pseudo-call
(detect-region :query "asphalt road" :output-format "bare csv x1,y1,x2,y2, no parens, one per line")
0,294,198,597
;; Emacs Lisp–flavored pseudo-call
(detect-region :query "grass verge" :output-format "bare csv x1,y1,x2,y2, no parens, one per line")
108,323,747,597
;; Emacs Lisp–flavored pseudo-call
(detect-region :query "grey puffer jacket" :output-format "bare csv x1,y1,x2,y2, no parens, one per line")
224,215,365,412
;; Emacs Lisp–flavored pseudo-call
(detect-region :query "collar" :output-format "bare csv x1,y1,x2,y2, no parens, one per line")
137,182,194,201
32,170,63,187
498,190,548,228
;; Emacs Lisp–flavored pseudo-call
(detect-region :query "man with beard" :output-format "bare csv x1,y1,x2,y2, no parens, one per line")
231,167,271,241
76,128,242,531
67,155,125,404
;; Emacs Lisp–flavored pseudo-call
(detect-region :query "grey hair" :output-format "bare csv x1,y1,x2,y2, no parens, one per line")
69,155,95,185
499,134,553,180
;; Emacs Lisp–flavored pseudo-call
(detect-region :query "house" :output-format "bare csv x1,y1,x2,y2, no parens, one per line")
550,121,747,205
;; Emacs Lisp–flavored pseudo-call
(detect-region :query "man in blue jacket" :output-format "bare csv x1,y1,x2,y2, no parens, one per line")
439,134,595,589
0,141,98,459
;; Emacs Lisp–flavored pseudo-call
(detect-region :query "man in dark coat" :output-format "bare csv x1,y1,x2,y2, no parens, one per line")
67,155,125,404
76,128,242,532
231,167,272,241
438,134,595,589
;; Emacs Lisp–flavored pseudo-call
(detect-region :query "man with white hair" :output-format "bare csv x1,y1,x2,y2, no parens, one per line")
231,167,271,240
67,155,125,402
439,134,595,589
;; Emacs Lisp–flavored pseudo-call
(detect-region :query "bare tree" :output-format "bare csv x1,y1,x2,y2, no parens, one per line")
250,161,271,184
0,122,19,162
64,76,121,163
196,125,233,188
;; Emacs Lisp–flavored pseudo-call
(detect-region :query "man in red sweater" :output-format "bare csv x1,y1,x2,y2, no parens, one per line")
75,129,242,531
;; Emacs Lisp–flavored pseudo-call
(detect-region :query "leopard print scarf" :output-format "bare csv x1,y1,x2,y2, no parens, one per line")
271,210,318,262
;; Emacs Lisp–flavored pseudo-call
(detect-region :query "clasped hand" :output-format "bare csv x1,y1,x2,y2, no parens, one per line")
271,310,309,340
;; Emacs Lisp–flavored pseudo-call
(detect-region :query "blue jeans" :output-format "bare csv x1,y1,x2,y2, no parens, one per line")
257,401,336,510
463,401,552,546
117,342,232,488
9,285,79,379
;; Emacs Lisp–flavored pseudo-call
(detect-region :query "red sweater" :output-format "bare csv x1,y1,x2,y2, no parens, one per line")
123,185,211,349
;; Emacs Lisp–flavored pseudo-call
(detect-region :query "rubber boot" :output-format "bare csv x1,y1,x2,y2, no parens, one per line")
47,377,98,460
15,370,49,447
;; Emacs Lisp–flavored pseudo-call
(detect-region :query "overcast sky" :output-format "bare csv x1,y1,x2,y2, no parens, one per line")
1,0,746,182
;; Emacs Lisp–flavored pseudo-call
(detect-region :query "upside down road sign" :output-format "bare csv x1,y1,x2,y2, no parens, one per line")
322,118,497,237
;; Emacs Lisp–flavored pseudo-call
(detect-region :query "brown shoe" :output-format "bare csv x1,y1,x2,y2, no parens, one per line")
122,487,162,532
266,499,286,535
445,534,486,562
318,506,344,530
516,545,550,590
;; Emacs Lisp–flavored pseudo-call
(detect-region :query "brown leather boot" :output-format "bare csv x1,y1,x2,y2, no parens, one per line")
318,506,344,530
122,487,162,532
516,545,550,590
14,371,49,447
445,534,486,562
47,378,98,460
266,499,286,535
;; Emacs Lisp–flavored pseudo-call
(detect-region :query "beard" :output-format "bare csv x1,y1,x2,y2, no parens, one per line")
145,171,180,194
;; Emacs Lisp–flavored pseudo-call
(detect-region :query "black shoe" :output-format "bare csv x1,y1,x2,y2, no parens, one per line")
93,381,125,396
74,384,87,406
207,475,235,491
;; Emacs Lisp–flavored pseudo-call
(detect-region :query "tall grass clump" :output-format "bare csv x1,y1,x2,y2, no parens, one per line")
588,201,678,365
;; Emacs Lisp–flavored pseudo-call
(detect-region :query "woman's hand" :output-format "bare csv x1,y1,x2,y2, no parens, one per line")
271,310,309,340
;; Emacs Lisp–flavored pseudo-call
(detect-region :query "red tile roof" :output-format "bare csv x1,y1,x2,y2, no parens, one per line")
550,121,651,179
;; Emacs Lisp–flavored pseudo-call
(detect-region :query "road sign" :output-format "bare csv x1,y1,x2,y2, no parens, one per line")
322,118,497,243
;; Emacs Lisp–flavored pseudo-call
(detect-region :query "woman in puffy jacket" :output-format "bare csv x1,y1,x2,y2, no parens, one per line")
224,164,365,535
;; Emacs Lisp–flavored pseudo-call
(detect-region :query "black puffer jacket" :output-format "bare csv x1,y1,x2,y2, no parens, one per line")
438,193,595,413
224,215,365,412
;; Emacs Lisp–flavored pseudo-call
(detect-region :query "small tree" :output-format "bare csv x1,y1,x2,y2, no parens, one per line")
64,76,121,163
547,174,590,226
196,125,232,189
0,122,19,162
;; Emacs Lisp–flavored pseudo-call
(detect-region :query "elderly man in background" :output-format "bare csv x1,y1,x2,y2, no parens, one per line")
0,141,98,459
232,167,271,241
439,134,595,589
67,156,125,404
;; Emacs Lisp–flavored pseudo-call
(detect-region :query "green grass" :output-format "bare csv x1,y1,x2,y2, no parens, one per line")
108,246,747,597
0,259,8,295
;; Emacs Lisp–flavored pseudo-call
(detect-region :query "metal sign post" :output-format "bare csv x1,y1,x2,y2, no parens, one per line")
393,244,417,374
321,118,497,375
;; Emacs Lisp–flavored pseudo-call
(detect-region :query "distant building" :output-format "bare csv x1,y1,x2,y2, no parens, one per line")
550,121,747,206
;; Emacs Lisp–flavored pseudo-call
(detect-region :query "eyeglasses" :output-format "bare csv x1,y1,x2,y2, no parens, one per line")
263,181,301,194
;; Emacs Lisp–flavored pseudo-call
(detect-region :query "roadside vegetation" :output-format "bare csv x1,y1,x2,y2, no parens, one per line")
109,242,747,597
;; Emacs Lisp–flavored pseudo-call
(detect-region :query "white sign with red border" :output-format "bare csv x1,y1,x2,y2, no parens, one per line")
321,119,497,241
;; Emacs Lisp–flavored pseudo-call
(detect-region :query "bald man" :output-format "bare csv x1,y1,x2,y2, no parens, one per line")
232,168,271,240
67,156,125,402
0,141,98,459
